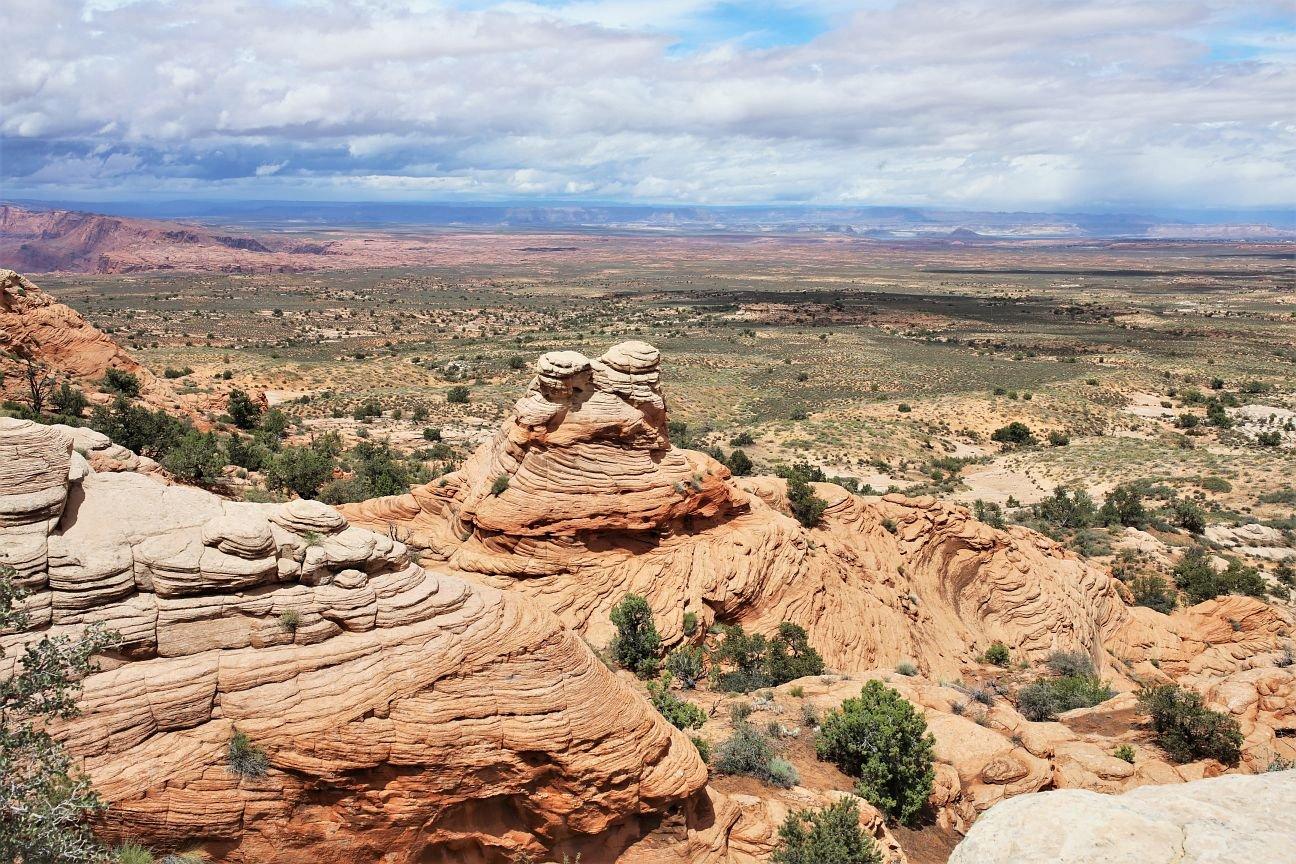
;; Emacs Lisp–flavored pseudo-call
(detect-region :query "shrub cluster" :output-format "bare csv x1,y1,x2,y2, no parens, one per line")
1015,652,1113,721
1137,685,1242,765
815,680,935,824
713,623,825,693
772,798,882,864
714,723,798,788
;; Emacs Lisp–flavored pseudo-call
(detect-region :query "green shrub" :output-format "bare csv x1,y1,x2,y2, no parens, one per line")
227,389,263,430
1016,674,1113,721
266,443,336,500
114,843,155,864
490,474,510,496
714,625,772,692
51,382,89,418
1173,548,1265,604
102,368,141,397
1033,486,1097,530
1206,400,1232,428
1130,574,1177,614
279,610,300,632
1114,744,1136,764
446,385,470,403
666,645,705,689
766,622,826,685
228,730,268,778
894,661,917,677
682,611,698,635
815,681,936,824
1044,650,1095,678
690,735,712,763
983,642,1010,667
610,594,661,677
991,422,1036,446
776,465,829,528
1098,485,1148,528
766,757,799,788
772,798,882,864
647,675,706,730
1047,430,1070,446
1137,685,1241,765
422,426,442,441
90,396,192,459
1167,498,1206,534
727,449,754,476
715,723,793,787
162,431,227,485
731,431,755,446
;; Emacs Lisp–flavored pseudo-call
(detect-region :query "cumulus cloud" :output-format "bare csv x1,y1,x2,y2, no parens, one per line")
1,0,1293,209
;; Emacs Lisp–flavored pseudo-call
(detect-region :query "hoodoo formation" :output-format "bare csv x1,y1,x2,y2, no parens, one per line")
342,343,1293,692
2,327,1293,863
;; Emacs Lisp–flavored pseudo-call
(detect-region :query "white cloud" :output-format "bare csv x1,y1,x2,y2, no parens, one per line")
1,0,1293,209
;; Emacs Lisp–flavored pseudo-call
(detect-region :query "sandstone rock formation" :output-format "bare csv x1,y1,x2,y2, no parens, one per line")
341,342,1284,687
0,416,707,862
947,770,1296,864
0,269,191,417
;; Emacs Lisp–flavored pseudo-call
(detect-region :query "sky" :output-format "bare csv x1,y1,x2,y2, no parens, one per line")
2,0,1294,211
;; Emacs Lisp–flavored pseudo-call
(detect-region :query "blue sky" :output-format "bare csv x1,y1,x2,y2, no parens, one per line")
2,0,1294,210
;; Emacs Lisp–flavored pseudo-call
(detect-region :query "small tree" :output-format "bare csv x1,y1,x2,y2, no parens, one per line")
51,382,89,418
609,594,661,677
772,798,882,864
815,681,935,824
227,389,263,430
101,368,140,398
991,422,1036,446
983,642,1010,667
666,645,705,689
17,355,56,415
1137,685,1241,765
266,443,336,499
162,431,228,485
1,566,120,863
766,622,825,685
713,625,772,692
1099,485,1147,528
727,449,753,476
447,386,470,404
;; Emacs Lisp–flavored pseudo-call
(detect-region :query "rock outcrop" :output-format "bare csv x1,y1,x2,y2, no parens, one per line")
947,770,1296,864
0,416,707,863
0,270,191,417
341,342,1282,686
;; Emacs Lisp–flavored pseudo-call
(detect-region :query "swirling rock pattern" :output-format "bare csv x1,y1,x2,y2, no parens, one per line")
342,342,1281,686
0,419,706,863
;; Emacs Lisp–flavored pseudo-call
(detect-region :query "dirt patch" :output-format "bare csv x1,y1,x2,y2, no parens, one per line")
890,822,963,864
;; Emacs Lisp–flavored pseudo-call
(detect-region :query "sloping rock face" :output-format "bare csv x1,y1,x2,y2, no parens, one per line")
0,417,706,863
0,270,190,417
341,342,1251,683
947,770,1296,864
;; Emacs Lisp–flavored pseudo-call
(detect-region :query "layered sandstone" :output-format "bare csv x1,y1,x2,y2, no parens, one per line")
0,417,707,863
0,270,191,417
342,342,1280,685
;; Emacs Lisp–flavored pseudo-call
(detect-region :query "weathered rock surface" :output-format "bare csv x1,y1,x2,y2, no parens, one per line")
947,770,1296,864
341,342,1285,686
0,418,707,862
0,269,191,417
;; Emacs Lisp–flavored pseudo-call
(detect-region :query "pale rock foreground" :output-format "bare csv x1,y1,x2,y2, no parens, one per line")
948,770,1296,864
0,416,706,862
